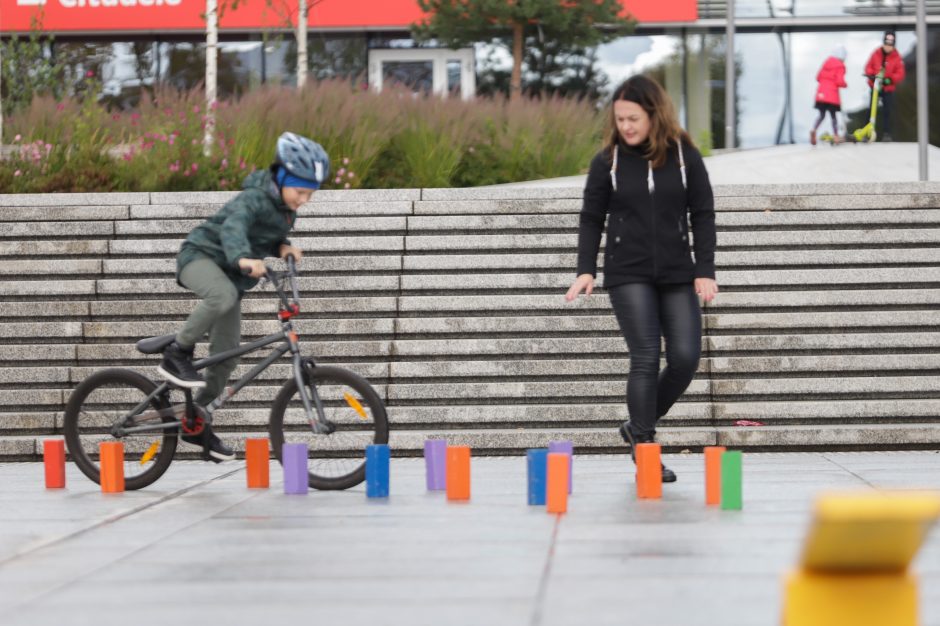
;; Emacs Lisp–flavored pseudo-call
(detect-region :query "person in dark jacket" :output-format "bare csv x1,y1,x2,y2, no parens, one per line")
565,75,717,483
157,132,330,461
811,46,847,145
864,30,905,141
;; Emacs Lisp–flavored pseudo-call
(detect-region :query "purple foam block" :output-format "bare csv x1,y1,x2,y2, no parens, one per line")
548,440,573,494
282,443,309,495
424,439,447,491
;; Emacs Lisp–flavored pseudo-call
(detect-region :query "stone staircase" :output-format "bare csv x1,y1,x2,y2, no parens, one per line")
1,182,939,459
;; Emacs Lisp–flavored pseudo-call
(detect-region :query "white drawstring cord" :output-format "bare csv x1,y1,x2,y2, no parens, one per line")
610,139,688,194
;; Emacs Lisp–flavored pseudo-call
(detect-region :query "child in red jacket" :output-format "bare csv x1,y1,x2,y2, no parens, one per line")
864,31,906,141
810,46,847,145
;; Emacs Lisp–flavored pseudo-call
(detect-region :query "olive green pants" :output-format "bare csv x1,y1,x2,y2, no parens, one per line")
176,257,242,406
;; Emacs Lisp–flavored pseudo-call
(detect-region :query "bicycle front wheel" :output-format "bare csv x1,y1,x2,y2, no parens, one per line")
64,368,178,490
269,365,389,490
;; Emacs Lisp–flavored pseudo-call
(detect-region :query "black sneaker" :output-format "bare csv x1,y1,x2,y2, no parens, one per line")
157,341,206,389
619,421,677,483
181,425,235,463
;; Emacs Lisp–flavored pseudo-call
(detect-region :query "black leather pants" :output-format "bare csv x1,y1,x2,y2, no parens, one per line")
608,282,702,438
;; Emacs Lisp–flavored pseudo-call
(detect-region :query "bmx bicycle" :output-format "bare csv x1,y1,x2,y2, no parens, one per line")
63,256,389,490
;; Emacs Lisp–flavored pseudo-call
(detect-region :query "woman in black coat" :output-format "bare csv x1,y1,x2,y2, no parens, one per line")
566,75,718,483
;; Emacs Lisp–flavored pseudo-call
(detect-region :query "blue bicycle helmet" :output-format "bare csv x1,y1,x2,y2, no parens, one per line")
274,132,330,188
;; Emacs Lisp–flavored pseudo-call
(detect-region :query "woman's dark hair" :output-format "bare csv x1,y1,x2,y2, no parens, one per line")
604,75,693,169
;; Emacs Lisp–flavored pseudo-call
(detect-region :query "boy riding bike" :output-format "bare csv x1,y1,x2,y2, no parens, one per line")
157,132,329,462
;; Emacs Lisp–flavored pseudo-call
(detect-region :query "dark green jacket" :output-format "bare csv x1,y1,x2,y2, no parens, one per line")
177,169,295,292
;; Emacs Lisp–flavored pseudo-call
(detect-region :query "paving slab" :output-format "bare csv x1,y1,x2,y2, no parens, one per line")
0,452,938,626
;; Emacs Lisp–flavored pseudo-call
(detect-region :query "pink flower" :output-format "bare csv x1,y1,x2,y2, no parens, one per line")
56,103,65,112
220,178,228,187
193,105,200,114
123,152,134,161
131,113,141,121
13,134,21,142
169,161,181,172
344,182,350,189
348,171,355,179
337,167,346,176
334,176,341,184
221,158,228,168
85,69,95,78
192,139,198,145
112,114,121,121
44,143,52,152
168,137,175,146
191,163,198,172
13,170,21,177
183,170,190,177
342,157,350,165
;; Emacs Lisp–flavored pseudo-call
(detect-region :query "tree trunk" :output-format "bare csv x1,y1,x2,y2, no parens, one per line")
0,39,4,151
204,0,218,156
297,0,308,89
511,21,523,101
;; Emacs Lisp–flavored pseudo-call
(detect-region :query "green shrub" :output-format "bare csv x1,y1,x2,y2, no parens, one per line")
1,80,605,192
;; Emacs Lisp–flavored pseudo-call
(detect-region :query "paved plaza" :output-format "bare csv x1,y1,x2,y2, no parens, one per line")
1,451,939,626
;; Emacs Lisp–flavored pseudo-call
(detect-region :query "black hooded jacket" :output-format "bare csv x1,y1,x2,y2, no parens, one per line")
576,139,716,288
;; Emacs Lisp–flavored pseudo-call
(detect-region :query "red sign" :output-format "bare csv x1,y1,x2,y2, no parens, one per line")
0,0,697,34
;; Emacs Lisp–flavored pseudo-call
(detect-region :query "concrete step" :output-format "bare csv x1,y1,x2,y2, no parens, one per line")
2,183,940,458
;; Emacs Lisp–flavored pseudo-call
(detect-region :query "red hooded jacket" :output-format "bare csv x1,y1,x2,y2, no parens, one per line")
815,56,847,106
864,47,905,92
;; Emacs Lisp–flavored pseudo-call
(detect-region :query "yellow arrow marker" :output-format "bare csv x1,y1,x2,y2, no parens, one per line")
344,393,367,419
140,441,160,465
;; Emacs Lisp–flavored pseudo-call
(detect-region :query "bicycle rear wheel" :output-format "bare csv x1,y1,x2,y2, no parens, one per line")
64,368,178,490
269,365,389,490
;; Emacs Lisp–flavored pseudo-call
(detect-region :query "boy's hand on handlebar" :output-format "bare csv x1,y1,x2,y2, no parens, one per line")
238,258,267,278
279,244,303,263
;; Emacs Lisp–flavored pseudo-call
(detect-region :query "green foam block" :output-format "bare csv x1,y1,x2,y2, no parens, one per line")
721,450,743,510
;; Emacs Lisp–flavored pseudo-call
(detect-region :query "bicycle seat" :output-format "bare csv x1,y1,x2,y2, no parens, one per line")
136,334,175,354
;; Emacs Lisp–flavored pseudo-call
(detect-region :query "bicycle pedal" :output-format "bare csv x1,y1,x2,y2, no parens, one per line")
181,413,205,435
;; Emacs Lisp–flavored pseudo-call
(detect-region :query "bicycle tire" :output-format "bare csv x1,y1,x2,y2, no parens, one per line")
268,365,389,490
64,368,178,490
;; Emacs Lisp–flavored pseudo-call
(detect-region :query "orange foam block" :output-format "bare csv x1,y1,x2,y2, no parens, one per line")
99,441,125,493
705,446,726,506
446,446,471,501
43,439,66,489
546,452,570,514
245,438,270,489
635,443,662,499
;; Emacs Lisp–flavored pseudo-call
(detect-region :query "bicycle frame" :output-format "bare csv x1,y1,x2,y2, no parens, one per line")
112,258,331,438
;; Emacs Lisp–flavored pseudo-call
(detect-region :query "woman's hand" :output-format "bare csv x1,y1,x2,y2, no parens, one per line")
279,244,303,263
695,277,718,303
565,274,595,302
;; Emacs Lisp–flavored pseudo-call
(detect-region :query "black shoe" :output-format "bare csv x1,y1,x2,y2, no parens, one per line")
157,341,206,389
181,425,235,463
619,421,677,483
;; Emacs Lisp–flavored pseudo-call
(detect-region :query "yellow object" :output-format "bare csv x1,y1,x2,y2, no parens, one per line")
139,440,160,465
782,491,940,626
783,570,918,626
344,393,367,419
803,492,940,572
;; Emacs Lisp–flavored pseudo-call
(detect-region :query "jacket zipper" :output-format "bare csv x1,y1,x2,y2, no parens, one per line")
650,174,658,280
